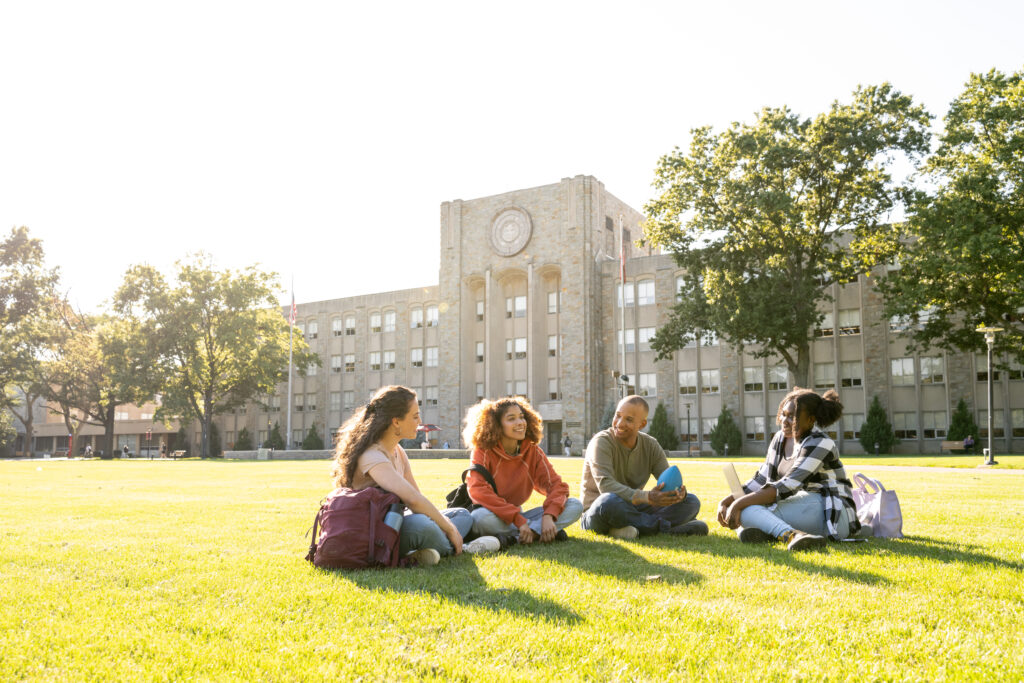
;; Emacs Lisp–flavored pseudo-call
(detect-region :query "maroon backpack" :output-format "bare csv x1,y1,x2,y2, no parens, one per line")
305,487,407,569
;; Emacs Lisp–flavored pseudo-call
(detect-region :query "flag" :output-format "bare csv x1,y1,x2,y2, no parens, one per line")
289,292,296,325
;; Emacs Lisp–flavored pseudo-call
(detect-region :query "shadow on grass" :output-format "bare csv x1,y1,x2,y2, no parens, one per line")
828,534,1024,571
524,535,703,586
323,556,582,624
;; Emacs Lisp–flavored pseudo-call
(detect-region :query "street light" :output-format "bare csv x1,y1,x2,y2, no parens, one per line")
685,402,692,448
978,325,1002,466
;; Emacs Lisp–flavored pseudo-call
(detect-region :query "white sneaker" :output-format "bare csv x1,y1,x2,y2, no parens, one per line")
463,535,501,554
608,525,639,540
407,548,440,566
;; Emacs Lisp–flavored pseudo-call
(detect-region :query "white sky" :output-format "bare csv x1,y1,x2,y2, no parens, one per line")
2,1,1021,313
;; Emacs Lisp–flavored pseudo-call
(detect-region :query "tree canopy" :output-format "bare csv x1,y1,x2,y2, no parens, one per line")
113,254,318,458
644,85,932,386
878,68,1024,366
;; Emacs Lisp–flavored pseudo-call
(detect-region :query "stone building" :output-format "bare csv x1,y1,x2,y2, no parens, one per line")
212,175,1024,456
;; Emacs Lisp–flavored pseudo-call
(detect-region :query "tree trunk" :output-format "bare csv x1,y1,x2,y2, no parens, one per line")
102,404,117,458
792,341,811,389
201,395,212,459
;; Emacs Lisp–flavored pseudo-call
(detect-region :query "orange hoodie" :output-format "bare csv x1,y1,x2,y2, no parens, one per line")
466,440,569,528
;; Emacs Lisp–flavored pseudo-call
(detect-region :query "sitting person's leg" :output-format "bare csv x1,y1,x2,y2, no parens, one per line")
651,492,701,527
739,491,845,539
581,492,664,535
399,508,474,557
470,506,518,537
521,497,584,534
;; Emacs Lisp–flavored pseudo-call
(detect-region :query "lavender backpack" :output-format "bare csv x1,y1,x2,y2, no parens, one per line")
851,473,904,539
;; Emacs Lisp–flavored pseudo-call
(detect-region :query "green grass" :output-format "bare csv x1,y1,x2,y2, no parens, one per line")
690,453,1024,469
2,458,1023,681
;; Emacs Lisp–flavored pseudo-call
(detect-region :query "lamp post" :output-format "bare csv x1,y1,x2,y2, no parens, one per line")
685,402,692,447
978,326,1002,465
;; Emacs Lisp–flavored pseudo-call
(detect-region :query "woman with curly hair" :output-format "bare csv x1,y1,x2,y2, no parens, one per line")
332,385,500,566
716,387,862,550
462,396,583,544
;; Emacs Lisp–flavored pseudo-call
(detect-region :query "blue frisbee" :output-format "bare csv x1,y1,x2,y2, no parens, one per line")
656,465,682,492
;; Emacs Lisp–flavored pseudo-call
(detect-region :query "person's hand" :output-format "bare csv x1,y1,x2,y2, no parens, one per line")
443,518,463,554
716,495,734,528
648,482,685,507
539,514,557,542
724,501,744,530
518,522,536,544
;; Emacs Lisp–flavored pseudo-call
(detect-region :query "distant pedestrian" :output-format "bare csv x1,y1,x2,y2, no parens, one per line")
160,443,167,458
963,434,975,453
563,435,572,457
442,441,450,449
85,444,92,458
122,444,129,458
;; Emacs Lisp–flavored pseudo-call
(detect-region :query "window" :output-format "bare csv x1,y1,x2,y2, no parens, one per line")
889,314,911,333
768,365,788,391
115,411,130,420
410,308,423,328
547,291,559,314
505,339,513,360
506,380,527,397
623,229,632,257
618,329,636,352
476,341,484,362
638,327,656,347
921,411,946,439
225,431,234,446
920,356,944,384
678,370,697,395
140,412,152,420
505,298,514,318
891,357,914,386
676,275,685,302
306,393,317,412
293,430,303,447
344,316,356,335
269,396,281,413
701,417,717,440
548,378,559,400
637,279,655,306
383,350,395,370
842,413,864,440
306,363,318,377
680,416,698,442
616,283,635,307
258,430,267,445
838,309,861,335
605,217,614,253
330,355,342,373
814,363,835,390
548,335,558,357
410,349,423,368
840,361,863,388
475,383,484,401
330,392,341,411
745,416,766,441
514,338,526,359
978,409,1005,438
237,406,246,415
744,366,764,392
426,305,439,327
295,322,305,337
331,318,342,336
1013,409,1024,437
344,354,355,372
426,347,438,367
815,312,834,338
476,301,484,321
370,313,381,333
1008,362,1024,381
369,352,381,371
383,310,396,332
515,380,527,396
893,412,917,439
343,391,354,408
976,354,1000,381
638,373,657,397
513,296,526,318
424,386,438,406
701,369,720,394
307,321,318,339
701,330,718,347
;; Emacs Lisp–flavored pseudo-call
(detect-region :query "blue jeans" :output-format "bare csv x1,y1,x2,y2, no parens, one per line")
471,498,584,536
738,490,851,539
399,507,474,557
581,492,701,536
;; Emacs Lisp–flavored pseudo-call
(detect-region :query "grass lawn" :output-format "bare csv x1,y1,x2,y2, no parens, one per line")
2,457,1023,681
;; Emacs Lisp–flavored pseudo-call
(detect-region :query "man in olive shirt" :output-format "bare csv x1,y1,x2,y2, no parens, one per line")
580,396,706,539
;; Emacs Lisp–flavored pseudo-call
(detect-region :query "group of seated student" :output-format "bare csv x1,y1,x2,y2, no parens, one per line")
330,385,860,566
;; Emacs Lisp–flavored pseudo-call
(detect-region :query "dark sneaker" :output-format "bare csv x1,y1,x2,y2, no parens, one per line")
738,527,774,544
784,530,826,551
665,520,709,536
492,532,519,550
554,529,569,542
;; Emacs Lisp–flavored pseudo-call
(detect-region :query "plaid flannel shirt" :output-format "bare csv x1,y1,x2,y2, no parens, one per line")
743,428,860,540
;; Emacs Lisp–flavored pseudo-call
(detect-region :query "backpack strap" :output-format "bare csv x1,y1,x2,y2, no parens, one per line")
462,463,498,495
304,504,323,563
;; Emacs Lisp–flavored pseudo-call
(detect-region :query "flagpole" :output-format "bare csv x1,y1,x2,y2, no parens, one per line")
619,215,627,398
286,277,294,450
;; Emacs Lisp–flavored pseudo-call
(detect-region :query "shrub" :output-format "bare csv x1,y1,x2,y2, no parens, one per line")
946,398,978,443
265,422,285,450
301,425,325,450
859,395,897,453
709,408,742,456
648,402,679,451
234,427,253,451
209,422,223,457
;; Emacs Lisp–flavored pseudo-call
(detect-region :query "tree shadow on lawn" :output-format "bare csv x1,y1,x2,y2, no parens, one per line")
828,534,1024,571
327,556,582,624
525,534,703,586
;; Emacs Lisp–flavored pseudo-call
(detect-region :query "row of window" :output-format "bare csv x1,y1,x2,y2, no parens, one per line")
296,306,441,339
325,348,441,373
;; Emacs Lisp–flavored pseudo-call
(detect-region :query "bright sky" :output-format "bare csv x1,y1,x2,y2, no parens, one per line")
2,1,1021,313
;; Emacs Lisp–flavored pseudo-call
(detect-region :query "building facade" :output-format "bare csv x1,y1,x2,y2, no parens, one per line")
213,175,1024,456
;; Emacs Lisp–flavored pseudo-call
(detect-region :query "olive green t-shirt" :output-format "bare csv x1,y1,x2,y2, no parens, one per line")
580,429,669,510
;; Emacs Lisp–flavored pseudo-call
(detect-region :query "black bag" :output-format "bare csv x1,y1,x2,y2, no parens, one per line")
445,464,498,510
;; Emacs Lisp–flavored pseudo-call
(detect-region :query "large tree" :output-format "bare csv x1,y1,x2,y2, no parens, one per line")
644,85,932,386
877,68,1024,365
113,254,318,458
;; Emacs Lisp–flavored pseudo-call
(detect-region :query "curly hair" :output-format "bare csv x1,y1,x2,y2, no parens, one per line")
462,396,544,451
331,385,417,488
775,387,844,430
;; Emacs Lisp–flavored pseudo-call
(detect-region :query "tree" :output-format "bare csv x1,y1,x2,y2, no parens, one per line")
265,421,285,450
647,402,679,451
234,427,253,450
174,425,191,457
859,395,896,454
302,425,325,450
599,401,615,430
946,398,979,445
878,68,1024,366
644,85,932,386
0,409,16,457
113,254,318,458
209,421,223,457
9,382,46,456
709,408,742,456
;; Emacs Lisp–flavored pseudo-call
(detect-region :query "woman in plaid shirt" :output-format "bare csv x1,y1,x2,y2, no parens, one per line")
716,388,861,551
